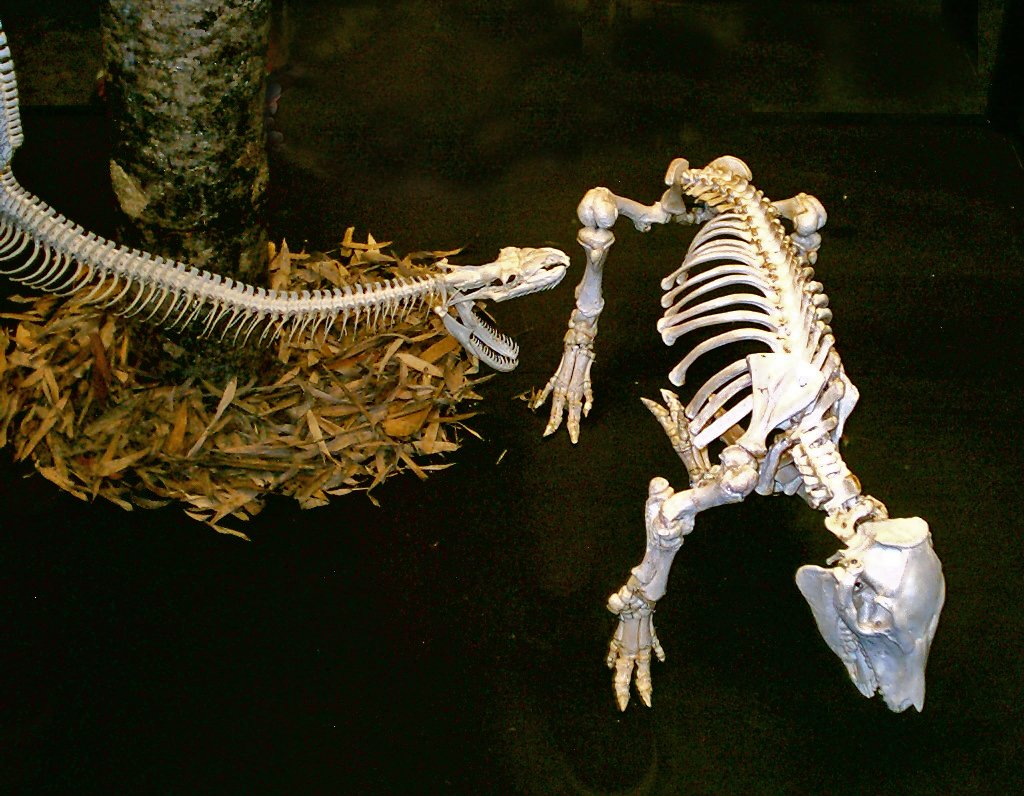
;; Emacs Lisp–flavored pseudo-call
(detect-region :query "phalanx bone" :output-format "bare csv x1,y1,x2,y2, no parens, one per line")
533,155,945,712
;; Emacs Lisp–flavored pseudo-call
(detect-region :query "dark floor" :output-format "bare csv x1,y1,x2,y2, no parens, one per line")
2,2,1023,794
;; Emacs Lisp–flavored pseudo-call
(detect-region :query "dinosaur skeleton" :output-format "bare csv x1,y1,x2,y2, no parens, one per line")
533,156,945,712
0,24,568,372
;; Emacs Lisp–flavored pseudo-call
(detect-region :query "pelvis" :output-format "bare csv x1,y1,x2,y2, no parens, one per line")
796,517,945,712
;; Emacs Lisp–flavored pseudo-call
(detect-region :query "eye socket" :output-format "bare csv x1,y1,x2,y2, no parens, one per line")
853,580,864,593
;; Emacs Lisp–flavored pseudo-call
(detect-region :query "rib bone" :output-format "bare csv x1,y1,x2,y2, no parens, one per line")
535,156,943,712
0,21,568,373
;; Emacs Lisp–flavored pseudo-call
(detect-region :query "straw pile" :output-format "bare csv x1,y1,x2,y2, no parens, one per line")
0,230,487,538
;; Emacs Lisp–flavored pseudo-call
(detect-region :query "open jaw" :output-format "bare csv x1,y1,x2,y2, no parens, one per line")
441,300,520,372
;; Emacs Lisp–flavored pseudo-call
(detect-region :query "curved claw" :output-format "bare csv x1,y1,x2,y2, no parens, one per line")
532,341,595,443
606,585,664,710
641,390,712,480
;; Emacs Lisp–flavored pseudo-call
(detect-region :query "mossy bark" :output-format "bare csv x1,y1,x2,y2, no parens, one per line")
102,0,271,283
101,0,273,382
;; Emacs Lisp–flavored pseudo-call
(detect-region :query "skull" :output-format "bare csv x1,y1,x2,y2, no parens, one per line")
796,517,945,712
442,247,568,304
438,247,568,372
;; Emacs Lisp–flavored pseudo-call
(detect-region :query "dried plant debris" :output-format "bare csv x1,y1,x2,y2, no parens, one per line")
0,230,488,539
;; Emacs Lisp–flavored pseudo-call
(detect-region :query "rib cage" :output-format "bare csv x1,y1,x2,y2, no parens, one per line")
659,165,842,467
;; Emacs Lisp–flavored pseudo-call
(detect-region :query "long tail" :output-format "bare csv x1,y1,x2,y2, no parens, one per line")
0,19,445,345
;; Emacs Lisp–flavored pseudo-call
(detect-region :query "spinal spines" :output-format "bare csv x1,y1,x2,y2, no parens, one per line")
791,420,861,512
659,166,834,389
0,28,23,169
0,171,445,344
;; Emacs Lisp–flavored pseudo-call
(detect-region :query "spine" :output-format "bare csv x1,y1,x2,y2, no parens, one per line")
0,171,445,343
791,421,861,512
676,167,830,362
0,29,24,169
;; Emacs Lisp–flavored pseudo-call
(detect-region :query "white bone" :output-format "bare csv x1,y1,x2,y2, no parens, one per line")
668,328,783,386
533,157,945,712
691,395,754,450
659,309,780,347
0,232,32,266
0,32,566,371
688,372,752,432
685,359,749,418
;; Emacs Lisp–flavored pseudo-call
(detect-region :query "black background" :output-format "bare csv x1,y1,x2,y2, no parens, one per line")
2,2,1022,793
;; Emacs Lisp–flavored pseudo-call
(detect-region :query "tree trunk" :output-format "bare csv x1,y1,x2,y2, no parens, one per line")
101,0,271,284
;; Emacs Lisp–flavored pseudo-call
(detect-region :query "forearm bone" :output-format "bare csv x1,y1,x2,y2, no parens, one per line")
534,159,697,441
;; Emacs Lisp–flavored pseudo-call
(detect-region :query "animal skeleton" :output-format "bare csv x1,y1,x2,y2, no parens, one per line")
533,156,946,712
0,24,567,372
1,20,945,713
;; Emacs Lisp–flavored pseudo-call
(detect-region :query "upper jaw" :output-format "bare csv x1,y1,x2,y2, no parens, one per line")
445,247,569,304
499,259,567,301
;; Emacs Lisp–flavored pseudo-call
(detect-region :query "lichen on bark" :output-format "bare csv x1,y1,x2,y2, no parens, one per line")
102,0,271,284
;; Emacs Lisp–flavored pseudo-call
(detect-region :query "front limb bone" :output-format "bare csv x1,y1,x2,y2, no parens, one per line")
607,442,759,710
533,182,683,442
531,301,599,441
531,188,620,442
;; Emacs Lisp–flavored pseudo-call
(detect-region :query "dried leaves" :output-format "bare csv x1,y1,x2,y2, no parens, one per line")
0,231,487,539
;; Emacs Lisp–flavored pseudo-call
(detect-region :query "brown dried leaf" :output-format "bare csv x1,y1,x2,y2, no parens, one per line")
269,240,292,291
415,436,460,455
16,394,68,461
94,449,150,478
186,377,237,459
383,405,432,438
419,335,460,364
305,410,332,459
164,401,189,455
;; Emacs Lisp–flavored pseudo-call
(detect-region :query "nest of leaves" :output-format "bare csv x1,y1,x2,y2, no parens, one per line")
0,230,488,538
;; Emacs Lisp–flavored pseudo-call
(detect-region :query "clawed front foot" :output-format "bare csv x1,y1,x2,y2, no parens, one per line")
606,582,665,710
531,318,596,443
642,389,712,481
